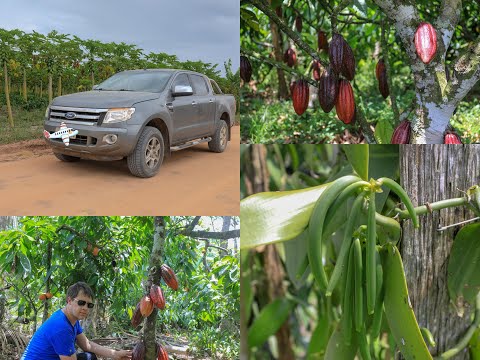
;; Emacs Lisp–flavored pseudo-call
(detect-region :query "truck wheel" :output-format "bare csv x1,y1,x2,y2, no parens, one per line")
127,126,164,178
54,153,81,162
208,120,228,153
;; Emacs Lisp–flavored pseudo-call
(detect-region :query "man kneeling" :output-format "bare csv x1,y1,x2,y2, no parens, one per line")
21,282,132,360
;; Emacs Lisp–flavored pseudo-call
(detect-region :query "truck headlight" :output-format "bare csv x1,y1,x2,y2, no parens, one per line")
104,108,135,123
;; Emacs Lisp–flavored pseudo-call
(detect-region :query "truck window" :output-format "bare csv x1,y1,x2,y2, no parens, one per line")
171,74,191,89
189,75,209,96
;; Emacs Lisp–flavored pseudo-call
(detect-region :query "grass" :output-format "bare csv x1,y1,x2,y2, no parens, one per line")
0,106,45,145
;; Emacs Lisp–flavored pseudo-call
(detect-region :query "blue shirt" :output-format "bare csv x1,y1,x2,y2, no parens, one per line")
21,309,83,360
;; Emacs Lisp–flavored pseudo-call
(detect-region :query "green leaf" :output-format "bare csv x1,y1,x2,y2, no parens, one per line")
240,182,330,249
448,223,480,313
283,231,309,289
324,323,358,360
374,119,394,145
247,298,294,348
19,253,31,273
307,316,332,359
342,145,369,180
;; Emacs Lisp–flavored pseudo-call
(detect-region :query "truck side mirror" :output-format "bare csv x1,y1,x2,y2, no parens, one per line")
172,85,193,97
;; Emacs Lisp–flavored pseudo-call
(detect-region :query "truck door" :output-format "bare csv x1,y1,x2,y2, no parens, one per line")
188,74,215,137
169,73,198,143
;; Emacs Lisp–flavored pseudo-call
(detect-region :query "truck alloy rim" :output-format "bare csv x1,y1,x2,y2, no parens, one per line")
145,137,161,168
220,126,227,147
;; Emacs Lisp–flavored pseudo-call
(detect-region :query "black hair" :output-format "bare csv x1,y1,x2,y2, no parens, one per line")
66,282,94,301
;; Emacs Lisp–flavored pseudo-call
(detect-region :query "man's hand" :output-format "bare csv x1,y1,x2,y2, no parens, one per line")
113,349,132,360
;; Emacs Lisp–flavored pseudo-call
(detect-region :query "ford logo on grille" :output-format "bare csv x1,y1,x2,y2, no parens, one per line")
65,112,77,119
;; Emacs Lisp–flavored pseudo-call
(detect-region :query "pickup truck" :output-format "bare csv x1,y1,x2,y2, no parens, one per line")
43,69,236,177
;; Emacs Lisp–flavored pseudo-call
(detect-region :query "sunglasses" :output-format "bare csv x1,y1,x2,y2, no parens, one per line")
73,298,95,309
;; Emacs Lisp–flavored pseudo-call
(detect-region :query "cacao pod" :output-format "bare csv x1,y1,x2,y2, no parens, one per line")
414,22,437,64
375,59,386,80
311,60,321,81
295,15,302,32
132,341,146,360
444,131,463,144
292,79,309,115
156,342,169,360
161,264,179,291
240,56,252,83
318,67,338,113
378,71,389,99
139,295,154,317
391,120,411,144
341,41,355,81
335,79,355,124
150,284,166,310
329,33,345,74
45,292,53,299
283,48,297,67
131,302,143,328
318,30,329,52
39,294,47,301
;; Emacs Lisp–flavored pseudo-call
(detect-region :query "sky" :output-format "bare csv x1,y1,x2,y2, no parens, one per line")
0,0,239,76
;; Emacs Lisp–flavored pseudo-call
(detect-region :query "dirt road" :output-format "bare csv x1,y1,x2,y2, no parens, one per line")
0,127,239,215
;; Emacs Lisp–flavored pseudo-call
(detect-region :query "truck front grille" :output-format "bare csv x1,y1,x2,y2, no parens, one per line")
51,135,97,146
49,106,108,125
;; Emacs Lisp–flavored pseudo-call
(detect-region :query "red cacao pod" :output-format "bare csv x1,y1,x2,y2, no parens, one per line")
295,15,302,32
283,48,297,67
341,41,356,81
156,342,169,360
375,59,386,80
329,33,345,75
318,67,338,113
378,71,389,99
131,302,143,328
391,120,411,144
240,56,252,83
161,264,179,291
139,295,154,317
150,284,166,310
318,30,329,52
292,79,309,115
414,22,437,64
444,131,463,144
132,341,146,360
311,60,321,81
335,79,355,124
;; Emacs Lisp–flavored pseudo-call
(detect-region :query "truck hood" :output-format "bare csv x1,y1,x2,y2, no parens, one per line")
51,91,160,108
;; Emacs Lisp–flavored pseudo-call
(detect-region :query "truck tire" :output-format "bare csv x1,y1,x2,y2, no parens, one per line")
127,126,164,178
208,120,228,153
54,153,81,162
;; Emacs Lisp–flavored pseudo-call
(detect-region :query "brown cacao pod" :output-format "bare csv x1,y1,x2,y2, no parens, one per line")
132,341,146,360
275,6,282,18
391,120,411,144
295,15,302,32
318,30,329,52
335,79,355,124
240,56,252,83
292,79,309,115
378,71,389,99
444,131,463,144
311,60,321,81
131,302,143,328
414,22,437,64
318,67,338,113
375,59,386,80
329,33,345,74
139,295,154,317
161,264,179,291
341,41,355,81
156,342,169,360
283,48,297,67
150,284,166,310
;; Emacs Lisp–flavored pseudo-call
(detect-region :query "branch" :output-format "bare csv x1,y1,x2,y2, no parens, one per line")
435,0,463,49
185,216,201,234
184,229,240,240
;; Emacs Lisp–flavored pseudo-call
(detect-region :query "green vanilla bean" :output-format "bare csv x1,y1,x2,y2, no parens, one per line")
366,190,377,315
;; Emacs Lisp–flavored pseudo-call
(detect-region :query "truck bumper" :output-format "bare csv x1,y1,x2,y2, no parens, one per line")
44,120,141,160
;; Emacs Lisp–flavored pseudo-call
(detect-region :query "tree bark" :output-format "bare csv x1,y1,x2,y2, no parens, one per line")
400,145,480,358
269,1,288,100
42,241,52,323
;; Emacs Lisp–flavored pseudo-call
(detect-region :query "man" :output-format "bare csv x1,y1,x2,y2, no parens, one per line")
21,282,132,360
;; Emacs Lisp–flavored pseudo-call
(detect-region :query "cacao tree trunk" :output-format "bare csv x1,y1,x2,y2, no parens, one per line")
22,68,27,102
42,241,52,323
144,216,166,360
400,145,480,359
48,74,53,103
269,1,288,100
57,75,62,97
4,61,13,127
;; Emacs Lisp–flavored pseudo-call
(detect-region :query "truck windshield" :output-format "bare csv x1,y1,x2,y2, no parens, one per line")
96,71,173,93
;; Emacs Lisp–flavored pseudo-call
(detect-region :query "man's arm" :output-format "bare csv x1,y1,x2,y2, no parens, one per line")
76,333,132,360
59,355,77,360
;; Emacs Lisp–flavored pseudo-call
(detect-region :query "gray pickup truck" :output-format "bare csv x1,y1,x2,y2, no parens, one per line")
43,69,236,177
